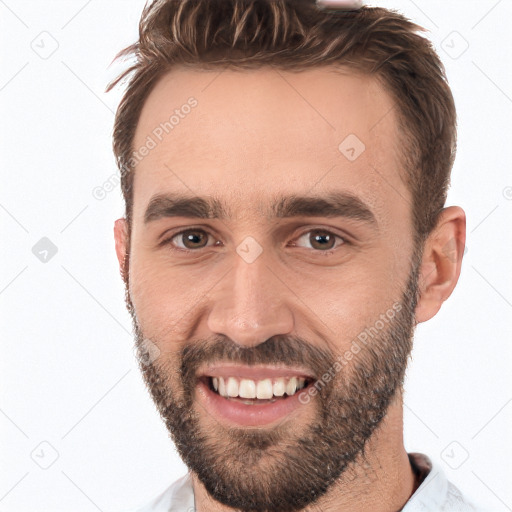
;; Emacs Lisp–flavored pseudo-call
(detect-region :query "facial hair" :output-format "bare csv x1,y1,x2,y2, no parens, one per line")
122,244,422,512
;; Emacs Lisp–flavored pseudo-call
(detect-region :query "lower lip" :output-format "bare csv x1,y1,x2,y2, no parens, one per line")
195,378,313,427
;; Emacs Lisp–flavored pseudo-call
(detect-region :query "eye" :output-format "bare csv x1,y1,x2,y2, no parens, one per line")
161,227,348,253
291,229,346,252
165,228,218,251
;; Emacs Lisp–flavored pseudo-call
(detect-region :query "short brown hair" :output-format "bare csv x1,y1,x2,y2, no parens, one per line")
107,0,456,247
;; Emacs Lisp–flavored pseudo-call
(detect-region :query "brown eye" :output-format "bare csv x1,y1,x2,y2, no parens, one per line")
171,229,213,250
294,229,345,251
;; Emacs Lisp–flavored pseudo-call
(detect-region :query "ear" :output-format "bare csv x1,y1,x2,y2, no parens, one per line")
415,206,466,323
114,217,129,280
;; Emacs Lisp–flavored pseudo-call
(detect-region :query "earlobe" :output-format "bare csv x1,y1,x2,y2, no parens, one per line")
114,218,129,280
414,206,466,323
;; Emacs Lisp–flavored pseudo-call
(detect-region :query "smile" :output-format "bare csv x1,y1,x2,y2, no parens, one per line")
209,376,309,402
195,365,316,426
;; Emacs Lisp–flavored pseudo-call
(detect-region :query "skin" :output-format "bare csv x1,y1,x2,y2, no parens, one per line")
114,66,466,511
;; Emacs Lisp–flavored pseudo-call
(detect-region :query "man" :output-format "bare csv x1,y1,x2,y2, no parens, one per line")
109,0,476,510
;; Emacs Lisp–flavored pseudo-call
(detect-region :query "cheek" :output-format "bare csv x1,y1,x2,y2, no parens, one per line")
128,254,211,342
312,248,405,344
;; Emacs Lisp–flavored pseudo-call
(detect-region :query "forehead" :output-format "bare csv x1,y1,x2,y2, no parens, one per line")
131,66,410,230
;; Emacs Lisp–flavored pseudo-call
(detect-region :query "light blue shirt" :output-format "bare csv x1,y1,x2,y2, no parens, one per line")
122,453,479,512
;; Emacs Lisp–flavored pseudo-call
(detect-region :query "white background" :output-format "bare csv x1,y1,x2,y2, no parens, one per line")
1,0,511,510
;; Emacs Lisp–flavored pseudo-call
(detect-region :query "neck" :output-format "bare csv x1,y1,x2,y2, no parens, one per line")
190,389,416,512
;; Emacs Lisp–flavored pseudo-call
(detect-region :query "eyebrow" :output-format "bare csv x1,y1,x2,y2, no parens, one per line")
143,191,378,228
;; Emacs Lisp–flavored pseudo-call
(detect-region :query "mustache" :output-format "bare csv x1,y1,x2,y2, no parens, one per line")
179,334,336,385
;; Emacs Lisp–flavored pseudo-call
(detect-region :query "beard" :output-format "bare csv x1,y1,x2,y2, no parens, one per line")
121,245,422,512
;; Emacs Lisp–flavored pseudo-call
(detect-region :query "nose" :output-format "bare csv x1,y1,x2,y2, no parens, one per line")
207,251,295,348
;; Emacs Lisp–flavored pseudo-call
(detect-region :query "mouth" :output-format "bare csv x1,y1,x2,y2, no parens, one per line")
201,375,313,404
195,365,317,426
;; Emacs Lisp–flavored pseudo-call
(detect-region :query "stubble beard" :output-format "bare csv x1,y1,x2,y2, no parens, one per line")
122,246,421,512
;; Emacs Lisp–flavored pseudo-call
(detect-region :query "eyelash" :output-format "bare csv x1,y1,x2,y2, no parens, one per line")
160,227,349,255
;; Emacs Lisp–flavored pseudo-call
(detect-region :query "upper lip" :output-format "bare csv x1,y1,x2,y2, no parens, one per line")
197,364,316,381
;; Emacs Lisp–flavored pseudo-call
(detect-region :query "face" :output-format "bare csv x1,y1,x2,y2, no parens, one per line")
117,67,422,511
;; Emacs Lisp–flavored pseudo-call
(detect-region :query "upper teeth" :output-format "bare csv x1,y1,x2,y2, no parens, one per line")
212,376,307,399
